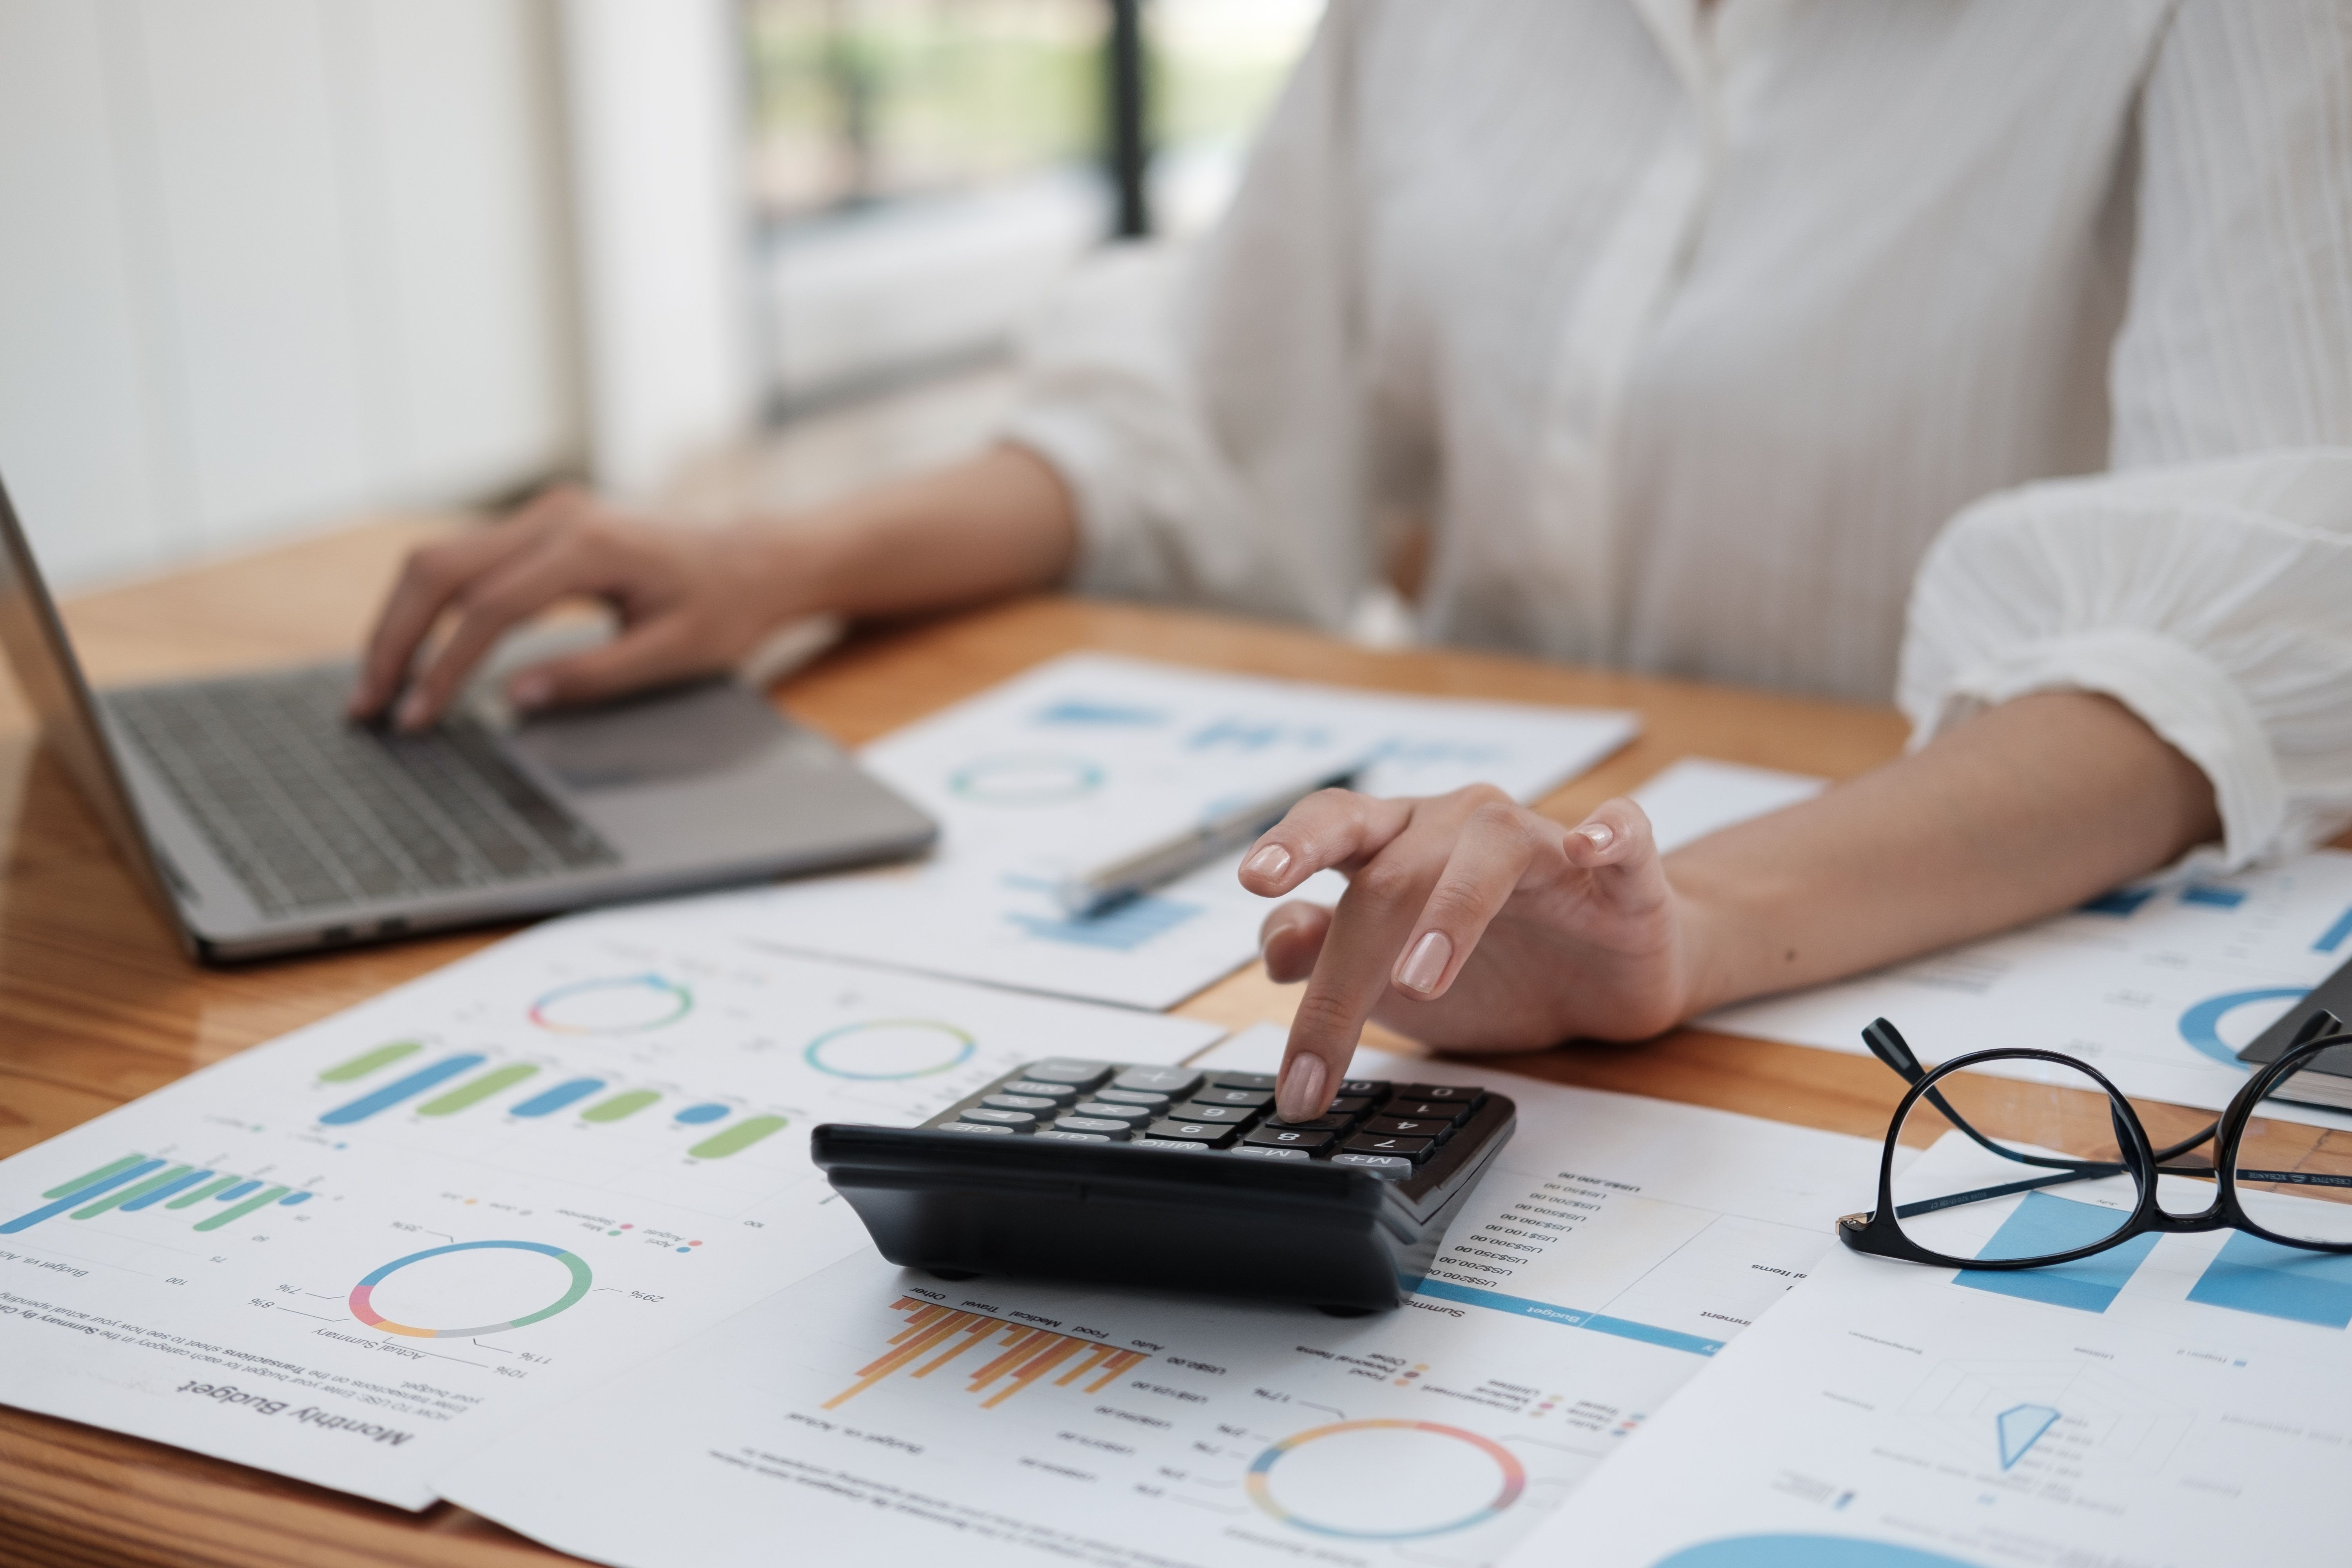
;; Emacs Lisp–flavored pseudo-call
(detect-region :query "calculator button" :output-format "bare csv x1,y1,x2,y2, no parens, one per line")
1034,1129,1114,1143
1382,1099,1472,1124
1231,1145,1312,1161
1209,1071,1278,1091
1023,1060,1114,1091
1130,1137,1212,1151
981,1094,1058,1111
1261,1113,1352,1132
1325,1097,1374,1118
1169,1103,1255,1124
1000,1080,1080,1102
1094,1088,1171,1108
961,1107,1040,1126
1330,1152,1413,1178
936,1121,1020,1136
1071,1101,1153,1123
1189,1086,1274,1109
1362,1116,1449,1140
1243,1126,1335,1153
1396,1083,1483,1103
1112,1066,1203,1096
1343,1132,1434,1160
1144,1118,1237,1146
1053,1116,1135,1137
1337,1079,1391,1098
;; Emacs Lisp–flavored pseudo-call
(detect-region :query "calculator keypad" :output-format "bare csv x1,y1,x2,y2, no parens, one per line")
929,1063,1490,1178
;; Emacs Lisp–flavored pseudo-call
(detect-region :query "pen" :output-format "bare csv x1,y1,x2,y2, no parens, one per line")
1056,760,1366,916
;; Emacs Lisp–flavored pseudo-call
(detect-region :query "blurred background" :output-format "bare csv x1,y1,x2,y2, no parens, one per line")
0,0,1321,590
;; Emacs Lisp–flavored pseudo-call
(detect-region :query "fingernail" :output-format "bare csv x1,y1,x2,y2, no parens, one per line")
1277,1053,1328,1123
1243,844,1292,883
395,692,430,731
1579,822,1615,852
510,672,554,710
1397,930,1452,995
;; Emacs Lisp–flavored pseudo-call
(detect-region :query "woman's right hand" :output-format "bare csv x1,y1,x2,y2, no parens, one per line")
347,485,806,731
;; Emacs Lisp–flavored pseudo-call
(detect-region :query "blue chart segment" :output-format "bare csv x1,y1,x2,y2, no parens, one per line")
2180,884,2247,909
1995,1403,2060,1468
2187,1232,2352,1328
1952,1193,2158,1314
1007,895,1201,952
2079,887,2156,916
1402,1276,1723,1356
511,1079,606,1118
2319,905,2352,954
321,1055,487,1125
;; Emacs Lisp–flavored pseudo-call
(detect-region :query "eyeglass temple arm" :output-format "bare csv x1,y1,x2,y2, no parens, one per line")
1860,1018,2085,1172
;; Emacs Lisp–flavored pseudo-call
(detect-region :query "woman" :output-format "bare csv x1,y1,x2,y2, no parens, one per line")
352,1,2352,1124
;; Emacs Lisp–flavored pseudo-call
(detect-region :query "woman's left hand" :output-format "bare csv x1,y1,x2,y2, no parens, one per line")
1240,786,1703,1122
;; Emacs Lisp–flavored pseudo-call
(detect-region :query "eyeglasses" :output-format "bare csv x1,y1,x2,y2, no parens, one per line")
1838,1011,2352,1270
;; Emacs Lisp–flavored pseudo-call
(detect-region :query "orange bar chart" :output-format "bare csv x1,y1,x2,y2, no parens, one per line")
825,1297,1149,1410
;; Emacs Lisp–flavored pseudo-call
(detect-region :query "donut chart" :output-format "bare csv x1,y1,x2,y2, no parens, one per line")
1245,1419,1526,1540
529,974,693,1036
2177,987,2305,1068
348,1240,592,1339
803,1019,977,1080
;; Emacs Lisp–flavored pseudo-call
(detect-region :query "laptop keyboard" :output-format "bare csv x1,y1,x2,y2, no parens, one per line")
106,668,618,918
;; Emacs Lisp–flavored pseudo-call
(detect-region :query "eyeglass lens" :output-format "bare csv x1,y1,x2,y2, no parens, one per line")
1889,1057,2148,1263
2235,1058,2352,1245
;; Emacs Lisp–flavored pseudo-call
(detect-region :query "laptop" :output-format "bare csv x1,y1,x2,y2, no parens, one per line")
0,473,937,960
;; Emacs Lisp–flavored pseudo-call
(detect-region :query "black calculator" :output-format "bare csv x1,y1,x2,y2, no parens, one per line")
811,1058,1515,1314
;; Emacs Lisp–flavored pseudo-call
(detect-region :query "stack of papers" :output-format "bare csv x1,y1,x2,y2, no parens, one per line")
707,653,1638,1008
0,907,1220,1506
436,1028,1888,1567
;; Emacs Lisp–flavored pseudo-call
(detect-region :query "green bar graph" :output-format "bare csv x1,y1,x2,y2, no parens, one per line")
195,1185,290,1232
417,1064,539,1116
320,1041,424,1082
73,1165,193,1219
166,1175,242,1209
688,1115,789,1159
43,1154,146,1199
582,1089,661,1123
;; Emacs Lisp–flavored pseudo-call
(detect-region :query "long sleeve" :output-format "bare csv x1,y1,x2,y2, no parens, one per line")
1898,0,2352,868
1003,5,1377,630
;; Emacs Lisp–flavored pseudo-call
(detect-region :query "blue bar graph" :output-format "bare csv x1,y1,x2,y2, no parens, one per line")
2317,906,2352,954
511,1078,606,1118
1953,1192,2158,1313
2080,887,2156,917
279,1191,312,1207
2181,884,2247,909
120,1169,214,1211
216,1180,260,1201
675,1103,730,1125
2187,1232,2352,1328
319,1054,487,1125
0,1159,165,1234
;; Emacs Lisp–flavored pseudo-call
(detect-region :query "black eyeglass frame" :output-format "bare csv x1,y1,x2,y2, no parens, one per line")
1837,1014,2352,1271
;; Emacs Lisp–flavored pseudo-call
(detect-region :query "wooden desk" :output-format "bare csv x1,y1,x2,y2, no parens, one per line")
0,517,2000,1564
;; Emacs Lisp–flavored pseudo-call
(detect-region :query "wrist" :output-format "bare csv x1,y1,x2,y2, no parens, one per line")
1663,857,1784,1021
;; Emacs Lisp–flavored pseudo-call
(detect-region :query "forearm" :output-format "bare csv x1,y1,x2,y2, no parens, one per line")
755,443,1078,621
1671,692,2223,1016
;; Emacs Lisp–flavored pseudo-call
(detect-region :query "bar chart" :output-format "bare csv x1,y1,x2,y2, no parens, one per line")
1,1151,316,1236
310,1041,790,1160
824,1297,1151,1411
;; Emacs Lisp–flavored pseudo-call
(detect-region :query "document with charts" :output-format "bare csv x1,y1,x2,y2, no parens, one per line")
0,907,1220,1508
713,653,1637,1008
1708,849,2352,1129
435,1029,1884,1568
1503,1131,2352,1568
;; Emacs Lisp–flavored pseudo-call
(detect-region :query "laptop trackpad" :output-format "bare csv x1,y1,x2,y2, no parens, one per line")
506,679,788,789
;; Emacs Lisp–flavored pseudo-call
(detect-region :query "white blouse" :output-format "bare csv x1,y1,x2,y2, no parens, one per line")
1005,0,2352,868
